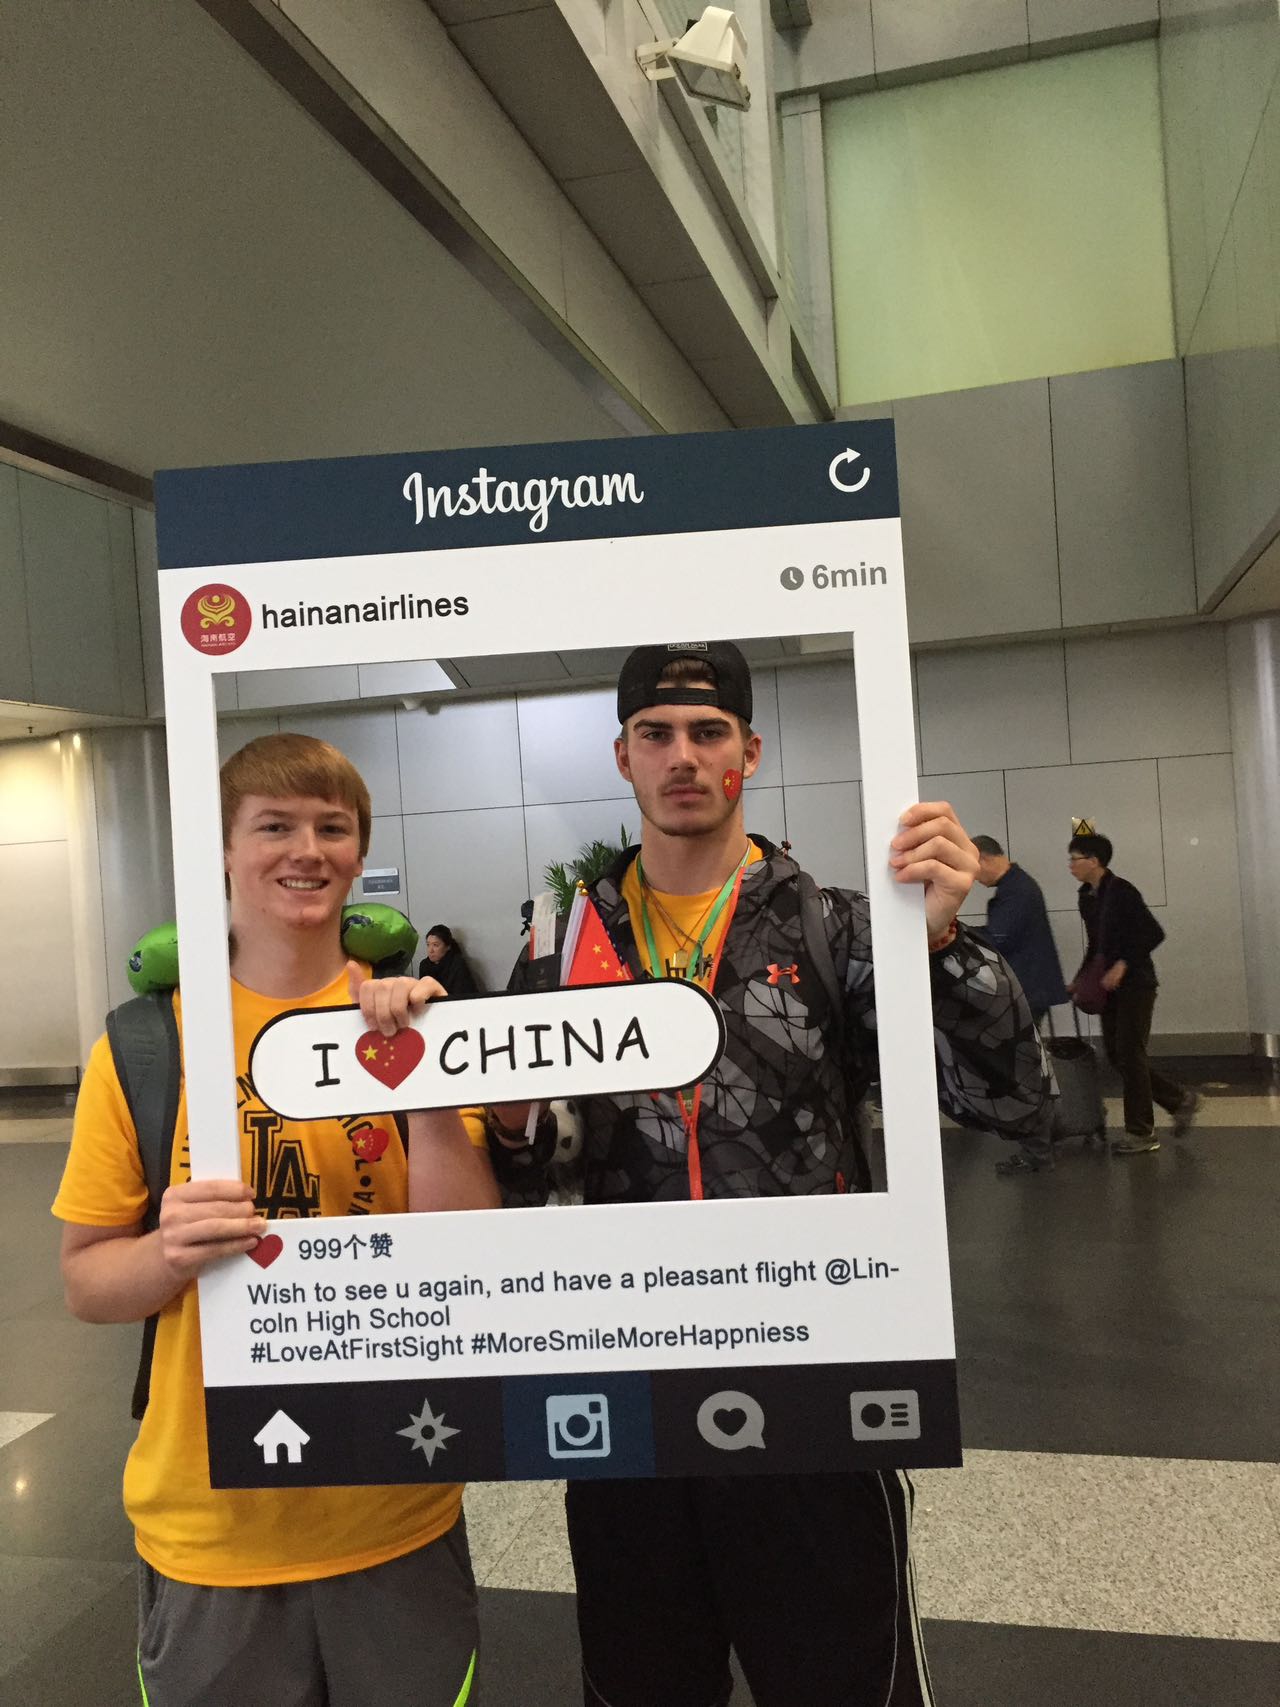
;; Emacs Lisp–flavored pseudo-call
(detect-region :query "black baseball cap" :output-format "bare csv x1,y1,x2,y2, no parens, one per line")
617,641,753,726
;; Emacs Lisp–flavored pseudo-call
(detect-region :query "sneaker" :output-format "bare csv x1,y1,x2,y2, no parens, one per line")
1111,1133,1160,1155
1172,1091,1202,1139
995,1153,1052,1175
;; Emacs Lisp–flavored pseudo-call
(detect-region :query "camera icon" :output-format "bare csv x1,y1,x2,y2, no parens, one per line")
545,1393,612,1459
850,1389,921,1442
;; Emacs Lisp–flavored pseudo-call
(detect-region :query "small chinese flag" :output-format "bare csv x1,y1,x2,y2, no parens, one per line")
563,895,632,986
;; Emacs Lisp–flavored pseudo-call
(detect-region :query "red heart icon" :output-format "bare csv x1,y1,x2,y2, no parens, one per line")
355,1028,425,1090
249,1234,284,1268
351,1125,390,1162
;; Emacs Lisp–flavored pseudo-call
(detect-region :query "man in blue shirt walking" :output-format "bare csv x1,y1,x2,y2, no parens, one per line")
974,837,1067,1175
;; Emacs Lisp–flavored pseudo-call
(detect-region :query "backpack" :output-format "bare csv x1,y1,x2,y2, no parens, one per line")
106,947,412,1420
105,992,182,1420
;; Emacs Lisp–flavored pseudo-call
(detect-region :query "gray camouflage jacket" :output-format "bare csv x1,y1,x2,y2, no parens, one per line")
491,839,1050,1207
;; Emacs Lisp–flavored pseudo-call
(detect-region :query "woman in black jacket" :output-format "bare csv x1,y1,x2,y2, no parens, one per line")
417,923,480,996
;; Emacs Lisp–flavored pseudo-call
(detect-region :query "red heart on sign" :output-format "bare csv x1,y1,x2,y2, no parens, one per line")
249,1234,284,1268
355,1028,425,1090
351,1125,390,1162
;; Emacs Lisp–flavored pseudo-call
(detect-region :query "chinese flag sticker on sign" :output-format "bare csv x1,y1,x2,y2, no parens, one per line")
355,1029,426,1089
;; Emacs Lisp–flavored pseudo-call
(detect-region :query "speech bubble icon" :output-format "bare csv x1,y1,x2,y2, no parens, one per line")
696,1390,765,1452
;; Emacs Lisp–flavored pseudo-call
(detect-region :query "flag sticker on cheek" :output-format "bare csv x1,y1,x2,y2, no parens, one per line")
722,769,743,803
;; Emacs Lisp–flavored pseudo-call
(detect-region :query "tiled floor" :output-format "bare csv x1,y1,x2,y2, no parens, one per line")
2,1065,1277,1705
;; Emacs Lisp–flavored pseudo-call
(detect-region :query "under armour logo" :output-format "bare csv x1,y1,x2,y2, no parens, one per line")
766,963,800,986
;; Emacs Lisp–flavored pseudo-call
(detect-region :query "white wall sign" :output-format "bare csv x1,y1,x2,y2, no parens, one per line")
155,421,964,1486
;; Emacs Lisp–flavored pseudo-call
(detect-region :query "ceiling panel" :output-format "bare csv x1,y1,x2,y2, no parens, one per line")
0,0,626,479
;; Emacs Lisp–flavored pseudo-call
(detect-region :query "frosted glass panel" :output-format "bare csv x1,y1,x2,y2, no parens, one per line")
825,42,1174,403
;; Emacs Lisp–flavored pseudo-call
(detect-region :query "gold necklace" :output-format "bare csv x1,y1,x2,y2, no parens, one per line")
639,844,750,975
639,882,715,974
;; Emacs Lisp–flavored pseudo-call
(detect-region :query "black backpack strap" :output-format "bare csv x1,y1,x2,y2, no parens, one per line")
105,992,182,1232
105,991,181,1422
796,872,874,1190
796,871,845,1051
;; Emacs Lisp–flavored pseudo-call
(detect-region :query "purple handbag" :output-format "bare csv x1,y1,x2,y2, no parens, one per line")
1072,954,1110,1015
1073,883,1113,1015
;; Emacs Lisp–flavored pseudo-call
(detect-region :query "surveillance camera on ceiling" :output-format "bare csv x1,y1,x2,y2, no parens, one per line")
636,6,750,111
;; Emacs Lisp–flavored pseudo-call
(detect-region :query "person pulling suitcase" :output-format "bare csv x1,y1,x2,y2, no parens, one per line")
973,838,1067,1176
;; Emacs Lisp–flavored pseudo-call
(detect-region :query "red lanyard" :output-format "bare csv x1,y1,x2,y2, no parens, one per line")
645,862,748,1201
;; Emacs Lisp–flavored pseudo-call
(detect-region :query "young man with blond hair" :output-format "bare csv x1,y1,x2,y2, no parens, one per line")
54,733,496,1706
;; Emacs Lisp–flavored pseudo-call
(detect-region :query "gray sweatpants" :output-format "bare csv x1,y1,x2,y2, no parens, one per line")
136,1516,477,1707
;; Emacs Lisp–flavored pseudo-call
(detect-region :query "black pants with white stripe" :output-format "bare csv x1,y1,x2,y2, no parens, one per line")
567,1471,935,1707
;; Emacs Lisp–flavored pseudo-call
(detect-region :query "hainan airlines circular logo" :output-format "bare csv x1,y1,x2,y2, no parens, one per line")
180,584,252,655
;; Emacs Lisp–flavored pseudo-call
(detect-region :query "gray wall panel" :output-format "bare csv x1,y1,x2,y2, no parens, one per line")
235,665,361,711
1029,0,1156,52
1154,753,1247,1032
280,704,403,818
1046,909,1087,1034
91,726,175,1012
1226,616,1280,1034
745,785,787,851
1004,759,1165,913
776,657,860,783
775,0,874,96
1183,342,1236,603
19,472,121,714
871,0,1027,79
0,466,34,703
358,815,408,913
517,686,629,806
133,510,165,719
1050,363,1196,626
523,797,642,902
1227,336,1280,568
917,641,1070,774
747,669,784,790
396,695,523,815
897,382,1061,643
107,502,146,717
216,714,280,766
1064,628,1230,762
782,780,865,892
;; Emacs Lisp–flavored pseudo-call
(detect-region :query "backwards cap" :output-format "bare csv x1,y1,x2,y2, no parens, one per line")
617,641,753,726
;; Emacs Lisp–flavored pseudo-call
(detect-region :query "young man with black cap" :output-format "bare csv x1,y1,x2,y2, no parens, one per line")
481,641,1048,1707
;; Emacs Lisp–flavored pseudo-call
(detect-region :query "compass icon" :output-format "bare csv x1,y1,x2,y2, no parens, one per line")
396,1395,461,1466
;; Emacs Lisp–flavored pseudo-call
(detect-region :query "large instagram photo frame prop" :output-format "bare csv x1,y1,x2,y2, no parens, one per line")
156,421,962,1487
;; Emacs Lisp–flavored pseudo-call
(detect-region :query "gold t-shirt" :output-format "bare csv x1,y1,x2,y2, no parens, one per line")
619,842,764,983
53,967,479,1587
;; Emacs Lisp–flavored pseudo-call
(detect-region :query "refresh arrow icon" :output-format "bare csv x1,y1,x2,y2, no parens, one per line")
828,449,870,494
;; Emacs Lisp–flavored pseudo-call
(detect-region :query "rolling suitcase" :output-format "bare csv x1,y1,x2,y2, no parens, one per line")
1045,1010,1107,1144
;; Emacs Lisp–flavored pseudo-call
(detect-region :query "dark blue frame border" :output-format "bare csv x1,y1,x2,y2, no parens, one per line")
206,1358,960,1487
155,421,898,570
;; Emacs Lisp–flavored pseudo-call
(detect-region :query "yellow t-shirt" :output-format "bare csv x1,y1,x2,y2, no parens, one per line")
53,967,478,1587
620,842,764,985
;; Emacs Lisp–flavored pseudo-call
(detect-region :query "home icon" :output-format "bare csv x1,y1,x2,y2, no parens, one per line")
254,1410,310,1465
